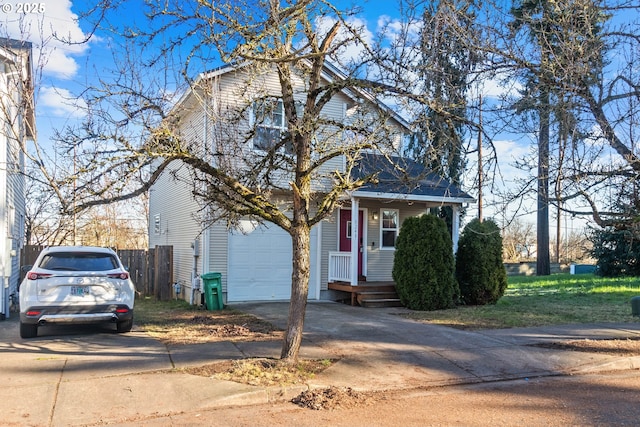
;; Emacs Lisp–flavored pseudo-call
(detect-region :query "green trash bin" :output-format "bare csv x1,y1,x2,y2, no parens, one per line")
201,272,223,310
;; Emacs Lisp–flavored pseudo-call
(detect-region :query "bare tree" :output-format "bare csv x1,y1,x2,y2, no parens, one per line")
465,1,638,271
550,229,592,263
24,172,74,245
501,218,536,261
45,0,436,363
35,0,637,360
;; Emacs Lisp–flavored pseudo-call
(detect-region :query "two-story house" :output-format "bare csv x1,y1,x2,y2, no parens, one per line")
0,39,34,319
148,62,474,305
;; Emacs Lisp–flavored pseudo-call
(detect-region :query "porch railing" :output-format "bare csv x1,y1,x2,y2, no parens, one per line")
328,251,351,282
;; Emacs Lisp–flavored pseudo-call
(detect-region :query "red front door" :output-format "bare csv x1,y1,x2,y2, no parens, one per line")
339,209,364,278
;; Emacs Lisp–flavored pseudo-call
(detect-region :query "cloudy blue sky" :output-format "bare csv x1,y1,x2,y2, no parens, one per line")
4,2,419,138
1,0,531,225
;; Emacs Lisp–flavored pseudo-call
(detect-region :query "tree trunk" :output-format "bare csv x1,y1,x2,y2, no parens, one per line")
280,223,311,362
537,86,551,276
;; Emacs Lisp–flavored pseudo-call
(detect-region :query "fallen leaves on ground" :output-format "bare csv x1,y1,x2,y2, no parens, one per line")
139,309,283,345
184,358,336,386
184,358,379,411
533,337,640,356
292,387,376,410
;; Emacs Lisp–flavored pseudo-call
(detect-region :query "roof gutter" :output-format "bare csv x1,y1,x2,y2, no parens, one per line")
352,190,476,205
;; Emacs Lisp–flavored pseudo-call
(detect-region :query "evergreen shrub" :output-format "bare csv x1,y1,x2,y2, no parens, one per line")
392,214,458,310
590,226,640,277
455,218,507,305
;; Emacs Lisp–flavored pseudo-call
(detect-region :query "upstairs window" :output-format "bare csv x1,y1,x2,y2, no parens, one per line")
380,209,399,249
252,98,292,153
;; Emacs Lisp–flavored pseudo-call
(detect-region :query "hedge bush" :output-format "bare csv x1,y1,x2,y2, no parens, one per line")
455,218,507,305
392,214,459,310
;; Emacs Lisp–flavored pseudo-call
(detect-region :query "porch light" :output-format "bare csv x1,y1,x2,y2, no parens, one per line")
371,211,379,221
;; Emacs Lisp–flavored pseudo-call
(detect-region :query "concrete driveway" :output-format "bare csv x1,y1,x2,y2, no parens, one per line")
234,301,640,390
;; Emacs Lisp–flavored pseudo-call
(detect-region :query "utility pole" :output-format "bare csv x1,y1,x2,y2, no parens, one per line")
73,143,77,245
477,95,483,222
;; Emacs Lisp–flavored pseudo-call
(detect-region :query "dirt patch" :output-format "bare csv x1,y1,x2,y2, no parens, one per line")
533,337,640,356
183,358,336,387
292,386,376,410
140,309,283,345
183,358,378,410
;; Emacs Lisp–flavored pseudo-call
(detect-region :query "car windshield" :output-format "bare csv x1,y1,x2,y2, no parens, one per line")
39,252,119,272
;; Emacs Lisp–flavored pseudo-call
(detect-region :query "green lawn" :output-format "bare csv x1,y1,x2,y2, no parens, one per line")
403,274,640,329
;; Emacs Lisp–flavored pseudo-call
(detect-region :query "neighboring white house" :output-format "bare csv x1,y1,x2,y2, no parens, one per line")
148,62,474,304
0,39,34,319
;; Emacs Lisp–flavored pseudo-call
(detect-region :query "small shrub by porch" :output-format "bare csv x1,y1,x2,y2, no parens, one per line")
456,218,508,305
392,214,458,310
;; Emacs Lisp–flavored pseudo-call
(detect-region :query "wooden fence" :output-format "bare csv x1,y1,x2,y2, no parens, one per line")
20,245,174,300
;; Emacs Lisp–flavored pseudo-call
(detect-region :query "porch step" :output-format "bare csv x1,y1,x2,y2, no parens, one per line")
356,290,402,308
359,298,403,308
328,281,402,307
357,291,398,303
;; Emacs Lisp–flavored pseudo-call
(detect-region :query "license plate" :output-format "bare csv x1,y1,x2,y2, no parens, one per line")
70,286,90,296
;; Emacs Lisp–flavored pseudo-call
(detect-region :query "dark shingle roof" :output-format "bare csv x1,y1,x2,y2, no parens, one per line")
351,153,475,203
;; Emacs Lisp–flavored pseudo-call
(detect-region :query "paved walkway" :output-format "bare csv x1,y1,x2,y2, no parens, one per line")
1,302,639,426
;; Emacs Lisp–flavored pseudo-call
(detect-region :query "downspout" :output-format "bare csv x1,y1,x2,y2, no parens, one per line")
202,81,211,275
313,222,322,299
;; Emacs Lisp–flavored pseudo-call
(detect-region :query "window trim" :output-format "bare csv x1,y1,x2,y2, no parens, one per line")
251,98,291,153
379,208,399,250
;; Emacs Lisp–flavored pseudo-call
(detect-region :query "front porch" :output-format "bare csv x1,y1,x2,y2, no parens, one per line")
328,250,401,307
328,281,402,308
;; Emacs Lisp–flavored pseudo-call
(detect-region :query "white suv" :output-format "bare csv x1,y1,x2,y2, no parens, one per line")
19,246,136,338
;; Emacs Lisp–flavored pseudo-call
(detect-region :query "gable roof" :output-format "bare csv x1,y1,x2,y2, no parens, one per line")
351,153,475,204
190,60,412,131
177,62,473,205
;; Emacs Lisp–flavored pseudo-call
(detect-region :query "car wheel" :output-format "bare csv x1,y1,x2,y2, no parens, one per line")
116,318,133,333
20,322,38,339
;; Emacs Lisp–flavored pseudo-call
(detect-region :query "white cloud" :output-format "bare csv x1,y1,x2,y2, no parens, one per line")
376,14,421,43
314,15,374,65
492,138,532,181
1,0,89,80
38,86,86,118
473,73,524,100
463,137,537,222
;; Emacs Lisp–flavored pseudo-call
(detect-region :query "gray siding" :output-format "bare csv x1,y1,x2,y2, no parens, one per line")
0,46,29,316
148,159,204,298
364,203,428,281
319,209,338,290
206,221,229,294
7,144,25,298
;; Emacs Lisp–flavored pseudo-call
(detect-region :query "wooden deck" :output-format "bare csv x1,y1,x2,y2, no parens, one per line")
328,281,402,307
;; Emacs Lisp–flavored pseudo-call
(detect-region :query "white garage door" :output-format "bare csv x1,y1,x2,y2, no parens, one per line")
227,221,318,302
